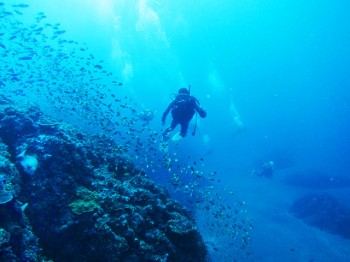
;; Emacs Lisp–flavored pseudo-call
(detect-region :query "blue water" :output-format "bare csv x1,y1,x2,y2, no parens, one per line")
2,0,350,261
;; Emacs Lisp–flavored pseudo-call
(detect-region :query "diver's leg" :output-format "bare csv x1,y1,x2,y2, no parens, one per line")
180,121,189,137
163,119,178,141
169,119,178,131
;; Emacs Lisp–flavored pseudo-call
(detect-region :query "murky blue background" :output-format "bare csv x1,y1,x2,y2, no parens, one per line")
27,0,350,174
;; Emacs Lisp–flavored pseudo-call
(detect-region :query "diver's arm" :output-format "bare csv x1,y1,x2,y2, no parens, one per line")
193,98,207,118
162,101,174,123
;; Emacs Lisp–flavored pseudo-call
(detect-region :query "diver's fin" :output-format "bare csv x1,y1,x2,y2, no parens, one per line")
171,132,182,142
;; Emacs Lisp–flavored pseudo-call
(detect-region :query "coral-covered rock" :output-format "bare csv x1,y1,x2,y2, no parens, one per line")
0,191,13,204
0,99,207,261
290,193,350,239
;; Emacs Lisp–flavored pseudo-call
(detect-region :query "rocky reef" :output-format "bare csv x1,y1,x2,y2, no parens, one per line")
290,192,350,239
0,98,207,261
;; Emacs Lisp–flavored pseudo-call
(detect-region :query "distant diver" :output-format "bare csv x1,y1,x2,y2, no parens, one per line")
252,161,274,178
162,87,207,142
134,108,155,125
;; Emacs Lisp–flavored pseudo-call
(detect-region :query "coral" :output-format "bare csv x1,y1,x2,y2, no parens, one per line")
0,97,207,261
68,187,101,215
0,228,10,246
0,190,13,204
290,193,350,239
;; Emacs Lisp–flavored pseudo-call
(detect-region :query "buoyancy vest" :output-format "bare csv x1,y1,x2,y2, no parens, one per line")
171,94,197,119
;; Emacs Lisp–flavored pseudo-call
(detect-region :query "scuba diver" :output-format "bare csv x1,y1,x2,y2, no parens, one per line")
162,87,207,141
134,108,155,125
252,161,275,178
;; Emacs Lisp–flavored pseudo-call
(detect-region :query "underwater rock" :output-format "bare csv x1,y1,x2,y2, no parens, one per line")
0,136,42,261
0,190,13,204
290,193,350,239
0,228,10,246
0,102,41,147
68,187,101,215
165,211,204,259
0,99,207,261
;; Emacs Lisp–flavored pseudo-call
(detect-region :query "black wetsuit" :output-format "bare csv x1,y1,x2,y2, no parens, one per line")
162,94,206,137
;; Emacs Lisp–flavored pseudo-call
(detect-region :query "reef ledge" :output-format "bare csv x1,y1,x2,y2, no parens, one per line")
0,98,207,261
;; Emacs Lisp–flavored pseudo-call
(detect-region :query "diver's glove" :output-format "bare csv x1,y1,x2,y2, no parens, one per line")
198,108,207,118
